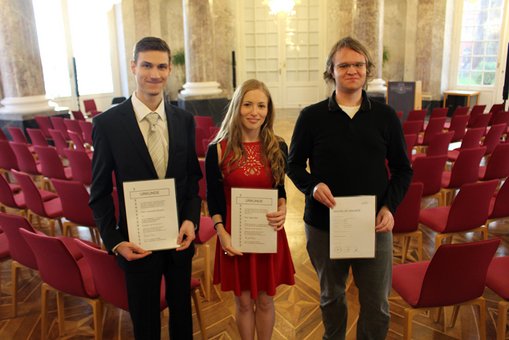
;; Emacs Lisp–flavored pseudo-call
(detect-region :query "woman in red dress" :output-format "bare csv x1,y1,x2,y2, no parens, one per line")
205,79,295,340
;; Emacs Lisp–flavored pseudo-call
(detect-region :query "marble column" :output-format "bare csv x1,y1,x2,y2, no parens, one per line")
0,0,55,120
351,0,387,95
178,0,227,122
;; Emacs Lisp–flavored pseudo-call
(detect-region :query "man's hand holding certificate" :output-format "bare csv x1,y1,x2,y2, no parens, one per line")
123,179,180,251
231,188,278,253
329,196,376,259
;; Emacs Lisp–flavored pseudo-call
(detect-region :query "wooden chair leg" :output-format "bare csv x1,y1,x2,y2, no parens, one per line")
416,232,423,261
450,305,460,328
476,297,487,340
56,290,65,336
404,307,419,340
496,300,508,340
41,283,50,340
89,298,103,340
191,287,207,339
401,236,410,263
11,261,20,317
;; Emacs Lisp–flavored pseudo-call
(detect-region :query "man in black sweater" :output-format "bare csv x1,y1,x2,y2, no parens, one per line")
287,37,412,340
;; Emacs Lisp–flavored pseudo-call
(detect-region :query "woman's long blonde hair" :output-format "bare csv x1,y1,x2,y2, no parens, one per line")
212,79,286,186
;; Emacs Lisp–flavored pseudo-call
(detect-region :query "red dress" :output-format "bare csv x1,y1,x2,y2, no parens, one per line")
213,141,295,298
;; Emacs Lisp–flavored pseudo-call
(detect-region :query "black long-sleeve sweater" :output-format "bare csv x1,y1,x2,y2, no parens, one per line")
287,91,413,231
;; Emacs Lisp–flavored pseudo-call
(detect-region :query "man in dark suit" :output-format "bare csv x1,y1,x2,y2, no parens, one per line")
89,37,202,340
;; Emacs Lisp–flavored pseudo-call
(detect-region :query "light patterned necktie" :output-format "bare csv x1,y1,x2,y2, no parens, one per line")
145,112,166,179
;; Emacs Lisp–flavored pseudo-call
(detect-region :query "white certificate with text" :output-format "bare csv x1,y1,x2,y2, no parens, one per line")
123,178,180,251
329,195,375,259
231,188,277,253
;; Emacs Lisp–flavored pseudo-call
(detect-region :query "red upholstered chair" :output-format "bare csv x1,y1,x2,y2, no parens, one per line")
34,145,73,181
26,128,49,146
487,179,509,228
0,173,27,215
79,120,93,145
34,115,53,139
48,129,70,159
406,109,427,132
12,169,63,236
488,103,506,115
0,227,10,305
481,123,506,156
50,116,70,141
470,113,492,130
392,182,424,263
74,240,207,339
10,141,41,177
71,110,86,121
440,146,486,205
51,179,100,245
447,127,485,162
0,140,19,176
467,104,486,128
195,127,206,157
7,126,29,144
83,99,100,114
445,114,469,143
65,149,92,185
490,110,509,127
194,115,214,131
419,179,498,251
414,117,446,153
0,212,40,316
404,134,418,159
391,238,500,340
486,256,509,340
429,107,448,118
20,229,102,340
68,130,93,158
479,143,509,182
411,155,447,206
451,105,470,117
412,131,453,163
63,118,82,136
402,120,422,136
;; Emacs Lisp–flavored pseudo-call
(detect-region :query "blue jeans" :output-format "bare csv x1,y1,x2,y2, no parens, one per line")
305,224,392,340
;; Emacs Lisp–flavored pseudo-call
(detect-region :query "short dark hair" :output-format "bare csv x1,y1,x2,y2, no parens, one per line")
133,37,171,63
323,36,374,85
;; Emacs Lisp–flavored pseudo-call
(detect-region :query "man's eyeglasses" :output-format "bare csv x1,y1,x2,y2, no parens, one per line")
335,62,366,71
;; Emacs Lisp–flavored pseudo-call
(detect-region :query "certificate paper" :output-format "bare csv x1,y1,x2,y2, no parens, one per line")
123,179,180,251
231,188,278,253
329,195,376,259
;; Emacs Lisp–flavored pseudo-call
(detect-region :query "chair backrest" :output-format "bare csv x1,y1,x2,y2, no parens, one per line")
446,179,498,232
10,142,39,175
451,106,469,117
111,96,126,105
490,110,509,126
447,146,486,188
34,145,68,180
469,104,486,117
486,256,509,300
63,118,82,135
405,110,426,131
7,127,28,144
0,173,21,209
20,229,97,298
34,115,53,139
425,131,454,157
0,212,38,269
0,128,7,140
416,238,500,307
421,117,446,145
194,115,214,131
68,130,87,152
71,110,86,121
11,169,46,215
488,103,505,115
49,116,70,140
83,99,98,113
447,114,469,142
48,129,70,158
52,179,95,226
393,182,424,233
195,127,206,158
430,107,448,118
490,179,509,220
482,123,506,155
0,140,19,171
402,120,422,135
78,121,93,145
65,149,92,185
481,143,509,181
74,240,129,310
469,113,492,129
459,127,485,149
26,128,49,146
411,155,447,196
404,134,418,158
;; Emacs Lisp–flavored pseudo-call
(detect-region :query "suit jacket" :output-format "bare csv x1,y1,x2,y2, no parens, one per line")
89,97,202,256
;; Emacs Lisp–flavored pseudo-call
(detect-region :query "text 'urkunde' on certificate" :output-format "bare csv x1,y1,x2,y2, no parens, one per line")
330,195,376,259
123,178,180,251
231,188,277,253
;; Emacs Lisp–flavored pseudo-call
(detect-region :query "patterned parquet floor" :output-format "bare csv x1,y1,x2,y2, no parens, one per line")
0,110,507,339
